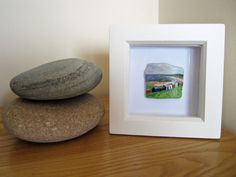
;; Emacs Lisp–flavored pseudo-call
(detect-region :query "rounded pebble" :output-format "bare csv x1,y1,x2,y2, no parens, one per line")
2,94,104,143
10,58,102,100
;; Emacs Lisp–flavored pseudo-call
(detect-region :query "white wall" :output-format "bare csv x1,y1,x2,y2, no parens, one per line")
159,0,236,134
0,0,158,106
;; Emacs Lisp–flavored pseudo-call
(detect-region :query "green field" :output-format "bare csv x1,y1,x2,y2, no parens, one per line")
146,86,183,99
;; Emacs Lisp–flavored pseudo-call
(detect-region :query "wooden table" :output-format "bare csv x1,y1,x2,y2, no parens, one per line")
1,97,236,177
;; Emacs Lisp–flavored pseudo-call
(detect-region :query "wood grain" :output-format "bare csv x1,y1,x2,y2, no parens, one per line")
0,97,236,177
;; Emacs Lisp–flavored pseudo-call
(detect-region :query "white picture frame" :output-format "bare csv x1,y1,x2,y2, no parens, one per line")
109,24,225,139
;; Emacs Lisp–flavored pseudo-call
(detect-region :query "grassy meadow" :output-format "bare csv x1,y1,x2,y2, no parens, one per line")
146,84,183,99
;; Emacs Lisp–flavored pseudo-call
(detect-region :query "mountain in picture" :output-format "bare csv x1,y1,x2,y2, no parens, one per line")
144,63,184,99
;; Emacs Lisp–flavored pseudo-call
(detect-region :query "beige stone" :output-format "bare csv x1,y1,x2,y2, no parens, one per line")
2,94,104,143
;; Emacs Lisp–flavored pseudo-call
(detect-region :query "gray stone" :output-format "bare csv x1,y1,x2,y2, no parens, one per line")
2,94,104,143
10,58,102,100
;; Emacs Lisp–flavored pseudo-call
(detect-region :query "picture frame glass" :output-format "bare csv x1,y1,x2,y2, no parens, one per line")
128,45,201,117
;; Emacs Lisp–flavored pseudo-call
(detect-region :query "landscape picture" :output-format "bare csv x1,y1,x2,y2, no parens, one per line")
144,63,184,99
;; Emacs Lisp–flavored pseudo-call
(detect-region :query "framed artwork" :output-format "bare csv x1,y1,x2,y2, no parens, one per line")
144,63,184,99
109,24,225,139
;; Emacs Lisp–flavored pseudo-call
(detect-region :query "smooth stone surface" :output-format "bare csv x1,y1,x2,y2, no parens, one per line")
10,58,102,100
2,94,104,143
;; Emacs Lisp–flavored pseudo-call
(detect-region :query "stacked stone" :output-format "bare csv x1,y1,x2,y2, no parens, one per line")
2,58,104,143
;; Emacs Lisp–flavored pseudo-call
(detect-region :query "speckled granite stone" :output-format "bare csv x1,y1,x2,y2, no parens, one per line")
10,58,102,100
2,94,104,143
